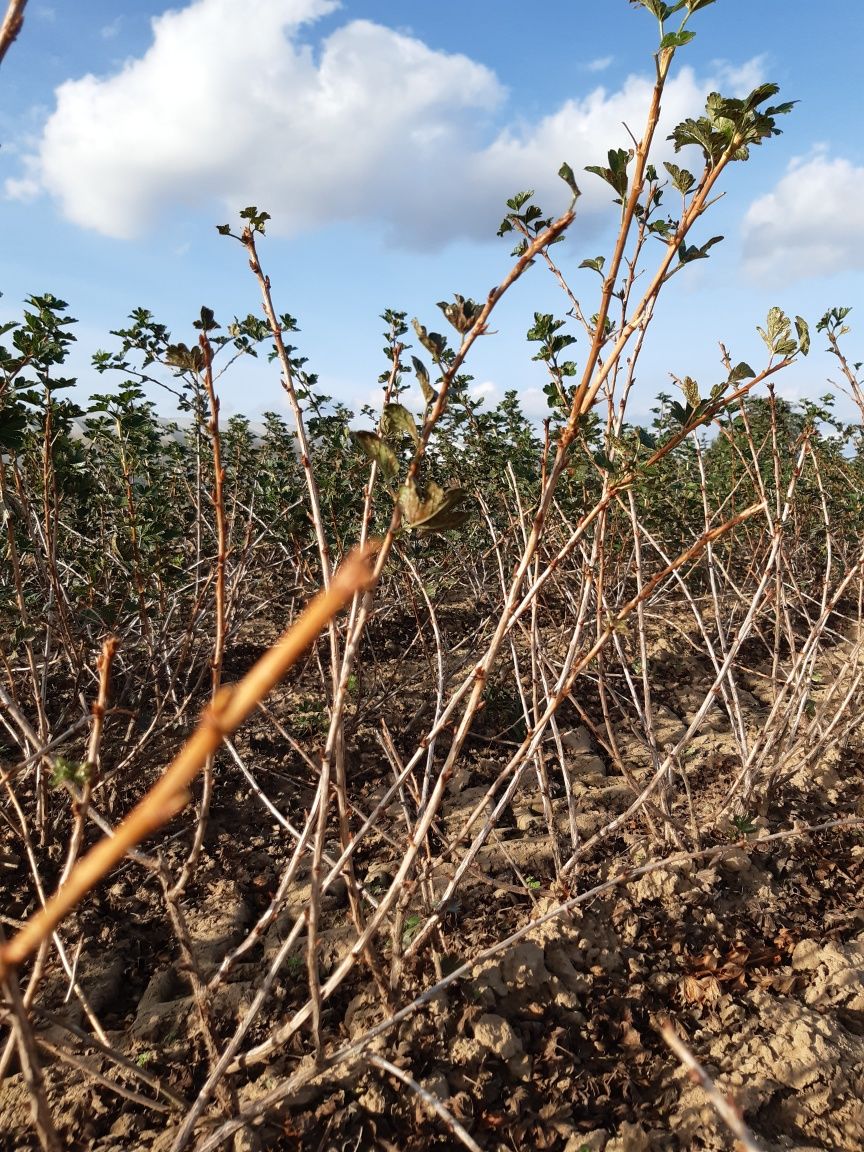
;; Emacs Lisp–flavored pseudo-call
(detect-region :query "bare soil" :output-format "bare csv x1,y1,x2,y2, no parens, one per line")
2,606,863,1152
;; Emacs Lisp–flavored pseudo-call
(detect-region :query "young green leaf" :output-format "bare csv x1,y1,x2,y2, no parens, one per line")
757,307,798,357
816,306,851,335
728,361,755,384
677,235,723,264
412,356,437,404
585,148,632,200
381,403,420,447
794,315,810,356
558,161,581,199
681,376,700,406
165,343,205,373
354,431,399,479
412,319,448,359
663,161,696,195
436,295,482,334
670,83,795,167
660,29,696,49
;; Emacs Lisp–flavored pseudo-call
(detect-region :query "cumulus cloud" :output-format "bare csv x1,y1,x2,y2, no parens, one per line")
8,0,766,247
470,380,496,399
742,153,864,283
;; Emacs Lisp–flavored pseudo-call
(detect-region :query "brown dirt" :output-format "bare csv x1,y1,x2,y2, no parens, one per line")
1,609,863,1152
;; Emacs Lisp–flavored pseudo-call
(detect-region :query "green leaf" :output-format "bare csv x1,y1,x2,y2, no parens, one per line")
165,342,205,373
412,319,448,359
648,218,676,238
0,404,27,449
579,256,606,275
593,451,615,472
398,478,473,535
662,161,695,195
629,0,671,18
680,376,700,406
585,148,632,200
660,29,696,48
669,400,688,425
757,307,798,357
50,757,90,789
728,361,755,384
239,206,271,233
816,306,851,334
381,403,420,447
194,306,220,333
794,315,810,356
558,161,581,198
436,295,482,334
354,431,399,478
506,190,535,212
411,356,437,405
677,235,723,264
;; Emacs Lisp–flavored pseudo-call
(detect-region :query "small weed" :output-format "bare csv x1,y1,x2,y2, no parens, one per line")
730,812,758,836
401,912,422,946
50,757,90,789
293,696,329,737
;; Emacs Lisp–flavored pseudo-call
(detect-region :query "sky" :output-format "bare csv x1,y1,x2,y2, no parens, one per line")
1,0,863,427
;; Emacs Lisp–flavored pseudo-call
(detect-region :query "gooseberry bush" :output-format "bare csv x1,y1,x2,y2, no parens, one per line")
1,3,863,1150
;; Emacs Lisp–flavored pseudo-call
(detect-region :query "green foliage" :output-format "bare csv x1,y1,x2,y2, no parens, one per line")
496,189,561,257
5,15,864,1137
669,84,795,167
757,307,802,358
585,147,633,203
817,306,852,340
527,312,579,414
663,161,695,195
354,431,399,479
436,295,483,335
50,757,90,789
1,1,858,885
730,812,758,836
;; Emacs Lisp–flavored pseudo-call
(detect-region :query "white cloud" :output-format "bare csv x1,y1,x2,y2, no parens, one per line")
100,17,123,40
586,55,613,73
8,0,766,248
470,380,497,403
5,171,41,201
471,68,714,216
742,152,864,283
711,55,766,94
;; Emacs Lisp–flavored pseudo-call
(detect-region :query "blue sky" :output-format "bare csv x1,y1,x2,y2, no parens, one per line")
1,0,863,425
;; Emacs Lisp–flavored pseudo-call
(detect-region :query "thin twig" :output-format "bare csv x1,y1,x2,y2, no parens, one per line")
369,1054,483,1152
660,1019,766,1152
